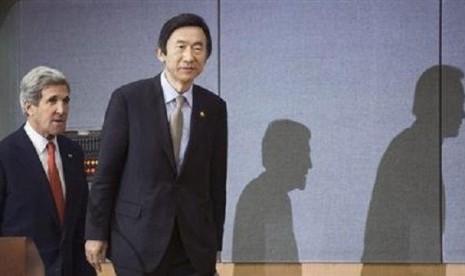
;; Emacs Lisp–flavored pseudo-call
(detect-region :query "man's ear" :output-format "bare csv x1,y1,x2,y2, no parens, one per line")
156,48,165,63
24,102,34,117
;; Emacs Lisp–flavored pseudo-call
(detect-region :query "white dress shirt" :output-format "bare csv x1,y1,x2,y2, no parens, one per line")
161,71,193,169
24,122,66,198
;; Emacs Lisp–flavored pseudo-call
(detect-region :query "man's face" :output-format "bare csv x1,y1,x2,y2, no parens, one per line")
26,84,70,139
157,26,208,91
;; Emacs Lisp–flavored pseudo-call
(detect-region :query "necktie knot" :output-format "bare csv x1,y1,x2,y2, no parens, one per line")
175,95,185,110
47,141,56,152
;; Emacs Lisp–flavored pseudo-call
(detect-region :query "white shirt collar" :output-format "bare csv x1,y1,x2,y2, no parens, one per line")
160,70,193,107
24,121,58,154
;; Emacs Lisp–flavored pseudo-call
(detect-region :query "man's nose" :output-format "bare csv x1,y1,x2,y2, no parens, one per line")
183,48,194,62
56,102,66,114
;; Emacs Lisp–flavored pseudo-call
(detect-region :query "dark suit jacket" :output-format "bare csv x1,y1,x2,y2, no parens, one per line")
85,74,228,274
0,127,95,276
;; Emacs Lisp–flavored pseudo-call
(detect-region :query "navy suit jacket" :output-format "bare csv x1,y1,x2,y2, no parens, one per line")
0,127,95,276
86,74,227,273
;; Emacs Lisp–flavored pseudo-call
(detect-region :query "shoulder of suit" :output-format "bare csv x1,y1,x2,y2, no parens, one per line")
193,84,226,105
0,127,32,161
57,135,84,155
114,76,159,96
0,127,26,150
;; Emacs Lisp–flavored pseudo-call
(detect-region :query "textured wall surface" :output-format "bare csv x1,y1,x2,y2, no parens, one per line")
442,0,465,263
1,0,464,264
4,0,219,132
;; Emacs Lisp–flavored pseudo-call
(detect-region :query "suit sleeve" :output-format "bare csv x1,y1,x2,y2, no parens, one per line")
72,147,96,275
0,157,6,230
210,100,228,251
85,89,129,240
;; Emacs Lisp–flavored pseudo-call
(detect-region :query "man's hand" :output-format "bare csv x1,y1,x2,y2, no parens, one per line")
85,240,108,273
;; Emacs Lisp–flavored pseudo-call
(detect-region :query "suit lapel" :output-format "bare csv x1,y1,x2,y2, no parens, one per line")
180,87,208,173
16,128,63,228
152,76,177,171
58,136,76,236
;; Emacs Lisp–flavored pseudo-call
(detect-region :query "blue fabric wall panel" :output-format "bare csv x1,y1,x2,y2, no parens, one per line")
16,0,218,130
220,0,441,262
442,0,465,263
4,0,464,264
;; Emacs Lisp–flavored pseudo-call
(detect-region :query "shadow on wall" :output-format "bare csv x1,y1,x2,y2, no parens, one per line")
362,65,464,274
231,119,312,276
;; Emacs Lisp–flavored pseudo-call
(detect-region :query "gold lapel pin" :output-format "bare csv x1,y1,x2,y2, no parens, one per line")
200,111,206,118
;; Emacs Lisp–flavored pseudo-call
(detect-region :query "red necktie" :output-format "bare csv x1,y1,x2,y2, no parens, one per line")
47,142,65,225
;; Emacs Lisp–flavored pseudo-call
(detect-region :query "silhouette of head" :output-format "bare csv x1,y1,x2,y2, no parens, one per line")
412,65,464,137
262,119,312,190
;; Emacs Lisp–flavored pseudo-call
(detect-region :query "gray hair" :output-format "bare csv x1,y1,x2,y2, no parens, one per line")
19,66,70,116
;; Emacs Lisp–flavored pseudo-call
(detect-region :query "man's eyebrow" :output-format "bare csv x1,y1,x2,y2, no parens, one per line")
175,39,204,45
